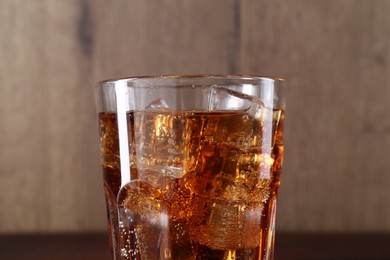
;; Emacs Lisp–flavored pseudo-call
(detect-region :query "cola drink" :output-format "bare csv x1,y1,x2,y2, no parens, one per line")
99,107,284,260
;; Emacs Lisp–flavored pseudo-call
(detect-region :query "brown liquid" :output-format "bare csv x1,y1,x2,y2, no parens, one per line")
99,109,284,260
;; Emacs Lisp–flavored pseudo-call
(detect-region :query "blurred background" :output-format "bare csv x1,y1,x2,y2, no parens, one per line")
0,0,389,234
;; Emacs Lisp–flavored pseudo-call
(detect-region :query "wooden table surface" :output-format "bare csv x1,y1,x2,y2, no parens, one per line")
0,233,389,260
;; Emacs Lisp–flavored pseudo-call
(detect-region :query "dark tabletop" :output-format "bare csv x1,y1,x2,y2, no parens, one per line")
0,233,389,260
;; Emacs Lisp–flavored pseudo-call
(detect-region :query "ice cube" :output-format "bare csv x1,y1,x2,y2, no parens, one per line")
186,87,274,203
134,109,188,180
209,85,254,111
145,98,170,110
118,180,165,220
207,86,273,148
117,181,170,259
189,196,263,250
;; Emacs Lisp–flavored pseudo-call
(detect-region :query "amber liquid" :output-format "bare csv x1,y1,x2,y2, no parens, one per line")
99,109,284,260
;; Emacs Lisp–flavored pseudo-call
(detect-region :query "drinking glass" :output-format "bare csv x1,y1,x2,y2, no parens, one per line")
96,75,286,259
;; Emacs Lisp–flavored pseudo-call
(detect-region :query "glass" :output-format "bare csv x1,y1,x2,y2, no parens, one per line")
96,75,286,260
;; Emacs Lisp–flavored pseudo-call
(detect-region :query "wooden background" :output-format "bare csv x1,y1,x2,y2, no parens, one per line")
0,0,389,233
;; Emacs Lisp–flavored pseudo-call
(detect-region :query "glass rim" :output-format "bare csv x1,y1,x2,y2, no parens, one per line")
97,74,286,86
